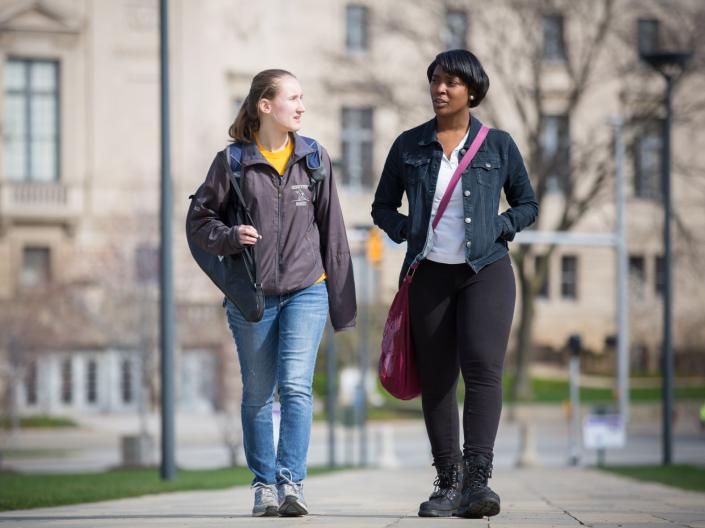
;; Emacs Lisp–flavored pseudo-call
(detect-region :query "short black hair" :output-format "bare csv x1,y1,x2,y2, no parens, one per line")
426,49,489,108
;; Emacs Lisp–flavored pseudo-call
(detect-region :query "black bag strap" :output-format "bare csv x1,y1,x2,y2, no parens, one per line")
220,148,260,287
220,148,255,224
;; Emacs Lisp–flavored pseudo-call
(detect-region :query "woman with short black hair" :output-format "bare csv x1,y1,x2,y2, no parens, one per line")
372,49,538,518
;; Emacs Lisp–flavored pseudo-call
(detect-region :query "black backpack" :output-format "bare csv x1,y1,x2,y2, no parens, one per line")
185,139,326,321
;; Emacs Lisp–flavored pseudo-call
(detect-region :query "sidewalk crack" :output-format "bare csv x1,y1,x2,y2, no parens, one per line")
652,512,699,527
382,513,408,528
524,481,588,526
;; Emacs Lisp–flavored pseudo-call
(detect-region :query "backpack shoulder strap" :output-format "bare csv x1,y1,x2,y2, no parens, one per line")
300,136,321,170
220,144,255,227
225,143,243,178
299,136,327,203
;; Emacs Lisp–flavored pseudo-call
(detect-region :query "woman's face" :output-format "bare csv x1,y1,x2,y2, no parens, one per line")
429,65,471,117
259,76,305,132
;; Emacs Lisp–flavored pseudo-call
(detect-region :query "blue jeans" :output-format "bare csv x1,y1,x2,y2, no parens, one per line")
225,281,328,485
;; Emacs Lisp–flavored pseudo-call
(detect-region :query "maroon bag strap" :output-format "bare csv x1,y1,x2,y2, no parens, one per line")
431,125,489,231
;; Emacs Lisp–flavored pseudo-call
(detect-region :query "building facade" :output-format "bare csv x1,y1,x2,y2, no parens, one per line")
1,0,704,415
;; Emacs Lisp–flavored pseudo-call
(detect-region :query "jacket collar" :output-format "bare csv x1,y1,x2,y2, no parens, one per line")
417,114,485,150
240,132,315,167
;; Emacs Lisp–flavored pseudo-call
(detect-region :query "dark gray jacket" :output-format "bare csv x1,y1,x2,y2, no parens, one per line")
372,115,538,281
189,133,356,331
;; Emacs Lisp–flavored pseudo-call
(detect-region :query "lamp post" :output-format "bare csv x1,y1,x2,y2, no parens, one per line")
639,50,692,465
159,0,176,480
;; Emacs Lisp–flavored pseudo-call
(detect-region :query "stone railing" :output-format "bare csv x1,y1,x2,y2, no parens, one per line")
0,181,82,232
11,182,68,205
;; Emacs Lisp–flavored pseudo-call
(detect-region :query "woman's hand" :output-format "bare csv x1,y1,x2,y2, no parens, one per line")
237,225,261,245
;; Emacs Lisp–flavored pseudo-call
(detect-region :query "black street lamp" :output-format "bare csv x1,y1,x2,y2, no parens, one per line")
639,50,692,466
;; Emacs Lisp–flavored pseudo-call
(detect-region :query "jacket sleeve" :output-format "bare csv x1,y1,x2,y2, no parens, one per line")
371,135,408,243
188,153,245,256
496,134,539,241
315,147,357,332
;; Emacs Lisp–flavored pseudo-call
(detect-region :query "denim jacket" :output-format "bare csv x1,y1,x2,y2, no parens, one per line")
371,115,538,281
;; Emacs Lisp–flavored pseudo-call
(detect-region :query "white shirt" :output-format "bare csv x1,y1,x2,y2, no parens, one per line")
426,129,470,264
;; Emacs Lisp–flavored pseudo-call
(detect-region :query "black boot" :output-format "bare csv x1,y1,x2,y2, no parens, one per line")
457,453,500,518
418,463,464,517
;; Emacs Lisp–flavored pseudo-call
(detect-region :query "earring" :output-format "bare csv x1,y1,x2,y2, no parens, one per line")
470,95,475,101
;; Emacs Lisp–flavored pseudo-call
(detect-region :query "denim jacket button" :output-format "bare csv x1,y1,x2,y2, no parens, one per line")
464,217,471,223
485,162,492,169
466,241,472,248
463,190,470,197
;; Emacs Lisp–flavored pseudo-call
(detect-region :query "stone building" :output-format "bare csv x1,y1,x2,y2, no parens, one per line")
1,0,703,416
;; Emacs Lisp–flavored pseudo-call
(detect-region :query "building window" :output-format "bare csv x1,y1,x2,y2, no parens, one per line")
20,246,51,288
541,114,571,194
561,255,578,300
86,360,98,404
121,359,133,403
543,15,566,61
655,255,665,296
25,360,38,405
534,255,549,298
4,58,60,182
346,4,369,53
634,120,662,200
341,107,374,188
443,9,468,50
61,358,72,404
629,255,646,299
638,18,660,55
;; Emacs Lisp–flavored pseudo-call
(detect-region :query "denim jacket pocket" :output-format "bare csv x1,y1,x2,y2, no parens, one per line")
403,156,431,200
472,156,502,187
493,215,506,241
404,155,431,173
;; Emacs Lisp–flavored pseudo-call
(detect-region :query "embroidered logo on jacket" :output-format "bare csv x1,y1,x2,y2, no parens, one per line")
291,184,309,206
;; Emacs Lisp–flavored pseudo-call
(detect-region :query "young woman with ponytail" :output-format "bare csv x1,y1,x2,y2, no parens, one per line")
189,69,356,517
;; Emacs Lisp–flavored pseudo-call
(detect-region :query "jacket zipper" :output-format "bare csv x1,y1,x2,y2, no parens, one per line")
276,175,282,290
274,152,306,291
275,154,302,291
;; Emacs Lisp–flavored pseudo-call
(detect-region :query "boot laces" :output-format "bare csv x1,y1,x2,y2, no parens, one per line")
467,461,493,489
431,465,459,498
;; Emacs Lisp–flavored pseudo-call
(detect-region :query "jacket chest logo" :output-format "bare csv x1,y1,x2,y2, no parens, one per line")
291,184,309,206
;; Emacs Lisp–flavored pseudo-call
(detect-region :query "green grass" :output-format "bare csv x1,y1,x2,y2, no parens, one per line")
315,375,704,421
601,464,705,493
0,415,77,430
501,376,705,404
0,466,340,512
1,448,68,460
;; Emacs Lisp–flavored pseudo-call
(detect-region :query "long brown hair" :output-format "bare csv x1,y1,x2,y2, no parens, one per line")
229,69,295,143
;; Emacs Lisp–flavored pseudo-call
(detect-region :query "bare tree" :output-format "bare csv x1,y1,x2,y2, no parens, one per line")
481,0,704,398
72,214,160,434
334,0,705,399
0,278,95,461
474,0,621,399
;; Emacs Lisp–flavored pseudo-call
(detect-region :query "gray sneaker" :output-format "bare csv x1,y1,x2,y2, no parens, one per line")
251,482,278,517
277,470,308,516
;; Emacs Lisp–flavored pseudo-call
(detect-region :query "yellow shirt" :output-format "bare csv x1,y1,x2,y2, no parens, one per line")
255,133,294,176
255,133,327,285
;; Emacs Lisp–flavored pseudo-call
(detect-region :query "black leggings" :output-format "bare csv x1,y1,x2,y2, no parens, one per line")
409,255,515,466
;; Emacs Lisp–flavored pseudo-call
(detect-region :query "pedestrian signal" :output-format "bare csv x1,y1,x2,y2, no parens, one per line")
367,228,383,264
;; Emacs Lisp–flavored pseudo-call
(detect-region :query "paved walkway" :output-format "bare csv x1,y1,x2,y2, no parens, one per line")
1,466,704,527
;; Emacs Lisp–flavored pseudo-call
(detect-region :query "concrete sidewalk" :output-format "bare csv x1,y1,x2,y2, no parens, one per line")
2,466,704,527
